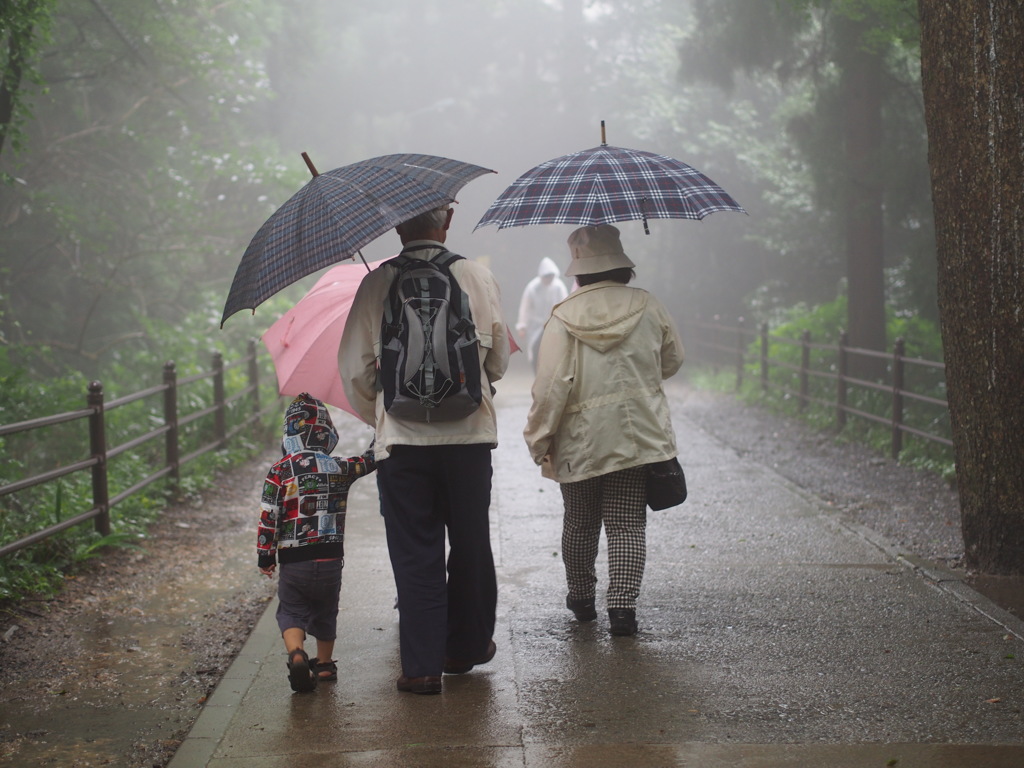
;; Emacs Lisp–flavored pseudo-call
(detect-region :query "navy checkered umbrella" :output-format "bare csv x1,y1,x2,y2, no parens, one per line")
474,142,745,234
222,153,495,325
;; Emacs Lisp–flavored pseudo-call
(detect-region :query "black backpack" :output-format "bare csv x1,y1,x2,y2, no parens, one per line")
378,250,483,422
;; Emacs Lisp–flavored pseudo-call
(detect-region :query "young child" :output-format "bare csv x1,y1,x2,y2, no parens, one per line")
257,393,376,693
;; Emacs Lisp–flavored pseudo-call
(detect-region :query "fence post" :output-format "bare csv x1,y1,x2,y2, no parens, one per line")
799,330,811,410
760,322,769,391
87,381,110,537
248,339,260,421
694,313,702,362
891,337,905,460
735,317,745,390
163,361,180,491
837,331,848,429
712,314,721,374
213,351,227,448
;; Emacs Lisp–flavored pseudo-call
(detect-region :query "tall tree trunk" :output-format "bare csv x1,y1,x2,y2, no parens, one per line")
0,29,28,159
919,0,1024,575
837,16,887,377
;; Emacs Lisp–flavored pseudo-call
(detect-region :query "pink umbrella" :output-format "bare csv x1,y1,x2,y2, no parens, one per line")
262,258,519,420
262,259,389,418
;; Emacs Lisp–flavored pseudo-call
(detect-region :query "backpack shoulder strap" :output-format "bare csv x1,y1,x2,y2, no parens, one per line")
381,254,416,329
383,253,415,272
428,250,473,332
430,249,464,269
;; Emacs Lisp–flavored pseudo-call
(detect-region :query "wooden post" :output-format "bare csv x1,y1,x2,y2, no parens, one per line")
735,317,746,390
799,330,811,410
837,331,849,429
163,361,180,490
712,314,721,375
213,352,226,448
87,381,110,537
760,322,769,391
891,337,905,459
247,339,260,422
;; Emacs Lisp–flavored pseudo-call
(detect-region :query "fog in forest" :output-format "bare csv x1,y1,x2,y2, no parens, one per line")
238,0,760,336
0,0,936,380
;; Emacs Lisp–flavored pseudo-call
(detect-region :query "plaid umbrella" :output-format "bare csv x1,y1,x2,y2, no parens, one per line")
222,153,495,325
474,141,745,234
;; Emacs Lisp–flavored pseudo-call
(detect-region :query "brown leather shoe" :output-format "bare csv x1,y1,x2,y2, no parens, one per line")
396,675,442,694
443,639,497,674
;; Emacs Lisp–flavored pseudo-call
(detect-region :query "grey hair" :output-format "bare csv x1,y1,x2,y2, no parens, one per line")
398,205,450,235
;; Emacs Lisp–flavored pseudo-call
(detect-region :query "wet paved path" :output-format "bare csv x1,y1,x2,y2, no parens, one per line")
170,365,1024,768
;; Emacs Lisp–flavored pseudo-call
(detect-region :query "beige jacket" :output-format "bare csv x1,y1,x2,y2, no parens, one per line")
523,282,684,483
338,241,510,460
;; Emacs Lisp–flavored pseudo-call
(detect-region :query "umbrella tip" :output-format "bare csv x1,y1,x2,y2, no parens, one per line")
600,120,607,146
301,151,319,178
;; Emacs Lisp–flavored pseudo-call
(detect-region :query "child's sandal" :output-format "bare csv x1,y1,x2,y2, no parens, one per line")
312,658,338,682
287,648,317,693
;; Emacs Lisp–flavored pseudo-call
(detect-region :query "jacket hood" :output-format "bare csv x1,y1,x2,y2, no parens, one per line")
538,257,561,278
281,393,338,455
551,283,648,352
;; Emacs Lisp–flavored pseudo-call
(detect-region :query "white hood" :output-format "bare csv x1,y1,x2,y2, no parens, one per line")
537,257,561,278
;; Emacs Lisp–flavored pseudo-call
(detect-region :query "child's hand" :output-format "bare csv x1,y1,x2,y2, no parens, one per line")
260,564,276,578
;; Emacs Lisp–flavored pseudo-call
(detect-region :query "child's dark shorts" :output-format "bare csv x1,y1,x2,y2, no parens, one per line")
275,559,344,640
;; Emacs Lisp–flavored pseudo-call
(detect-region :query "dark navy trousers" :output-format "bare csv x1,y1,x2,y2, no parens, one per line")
377,443,497,678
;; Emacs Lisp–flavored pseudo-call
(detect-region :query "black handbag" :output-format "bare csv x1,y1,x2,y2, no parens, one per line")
646,457,687,510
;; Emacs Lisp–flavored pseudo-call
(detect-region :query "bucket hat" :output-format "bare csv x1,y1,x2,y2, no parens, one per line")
565,224,636,277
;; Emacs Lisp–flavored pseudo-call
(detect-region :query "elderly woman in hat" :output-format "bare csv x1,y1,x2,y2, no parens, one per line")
523,224,684,636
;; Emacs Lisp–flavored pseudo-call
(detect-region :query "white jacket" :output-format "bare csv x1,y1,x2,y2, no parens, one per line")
516,258,569,335
338,241,510,460
523,281,684,483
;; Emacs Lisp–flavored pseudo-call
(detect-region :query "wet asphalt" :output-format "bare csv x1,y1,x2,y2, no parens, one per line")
168,362,1024,768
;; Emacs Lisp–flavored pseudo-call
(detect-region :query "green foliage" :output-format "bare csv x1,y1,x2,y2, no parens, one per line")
0,0,296,379
0,0,57,159
73,531,140,562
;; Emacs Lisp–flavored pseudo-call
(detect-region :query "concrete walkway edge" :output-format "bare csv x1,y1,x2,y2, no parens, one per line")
168,596,279,768
783,479,1024,644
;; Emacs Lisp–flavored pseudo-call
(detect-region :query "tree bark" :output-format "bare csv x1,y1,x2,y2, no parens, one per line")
836,15,887,377
0,28,28,159
918,0,1024,574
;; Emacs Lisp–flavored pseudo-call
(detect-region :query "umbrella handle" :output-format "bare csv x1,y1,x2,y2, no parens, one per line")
302,152,319,178
357,250,371,272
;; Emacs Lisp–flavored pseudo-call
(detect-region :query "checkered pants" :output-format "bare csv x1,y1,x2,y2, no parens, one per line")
560,465,647,610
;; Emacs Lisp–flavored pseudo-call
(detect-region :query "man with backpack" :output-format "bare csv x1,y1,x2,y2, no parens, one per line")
338,204,510,695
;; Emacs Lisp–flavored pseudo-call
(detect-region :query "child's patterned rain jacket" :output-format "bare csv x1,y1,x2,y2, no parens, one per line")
257,394,375,568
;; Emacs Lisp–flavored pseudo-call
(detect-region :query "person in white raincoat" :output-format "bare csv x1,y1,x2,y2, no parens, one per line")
523,224,684,637
516,256,568,369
